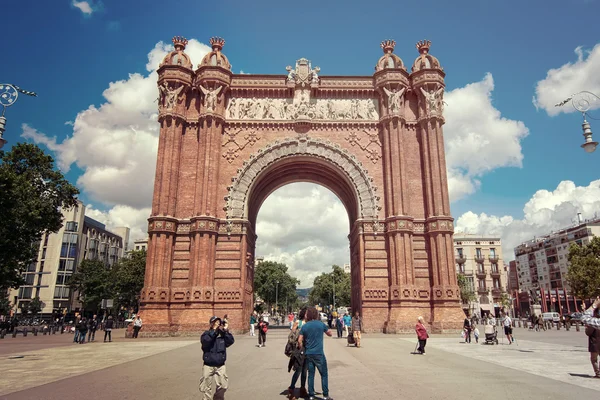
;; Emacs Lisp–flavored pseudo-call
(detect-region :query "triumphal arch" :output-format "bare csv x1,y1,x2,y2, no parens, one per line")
139,36,464,335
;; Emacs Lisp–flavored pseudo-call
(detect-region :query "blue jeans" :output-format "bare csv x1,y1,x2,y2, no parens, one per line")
290,358,307,389
306,354,329,397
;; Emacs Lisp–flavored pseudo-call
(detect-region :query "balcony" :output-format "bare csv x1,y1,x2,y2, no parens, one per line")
477,287,488,294
491,288,503,297
488,255,499,262
475,255,485,263
476,270,486,278
490,270,501,278
455,255,466,263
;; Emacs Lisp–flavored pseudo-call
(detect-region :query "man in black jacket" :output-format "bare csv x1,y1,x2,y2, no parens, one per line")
200,316,235,400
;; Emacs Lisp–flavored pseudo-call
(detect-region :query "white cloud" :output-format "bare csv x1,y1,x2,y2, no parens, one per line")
444,73,529,201
72,0,97,16
85,205,151,243
455,180,600,259
22,39,210,241
256,183,350,288
533,43,600,116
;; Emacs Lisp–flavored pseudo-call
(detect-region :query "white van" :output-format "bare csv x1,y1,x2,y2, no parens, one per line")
542,312,560,323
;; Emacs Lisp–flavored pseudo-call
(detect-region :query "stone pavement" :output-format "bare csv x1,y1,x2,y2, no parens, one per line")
0,329,598,399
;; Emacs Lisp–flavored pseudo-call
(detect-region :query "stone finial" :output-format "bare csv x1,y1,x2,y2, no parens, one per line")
172,36,188,51
416,40,431,54
381,40,396,54
210,37,226,51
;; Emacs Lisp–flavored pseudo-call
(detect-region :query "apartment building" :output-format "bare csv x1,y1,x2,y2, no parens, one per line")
454,233,506,316
513,217,600,314
133,237,149,252
10,201,130,317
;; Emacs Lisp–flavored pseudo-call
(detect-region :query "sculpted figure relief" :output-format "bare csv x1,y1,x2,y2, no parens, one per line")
420,86,444,115
200,85,223,112
225,97,379,121
159,83,186,110
383,87,406,115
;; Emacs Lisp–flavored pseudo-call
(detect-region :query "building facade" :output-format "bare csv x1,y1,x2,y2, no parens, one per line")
139,36,465,335
133,238,149,252
454,234,506,316
11,201,130,317
513,217,600,314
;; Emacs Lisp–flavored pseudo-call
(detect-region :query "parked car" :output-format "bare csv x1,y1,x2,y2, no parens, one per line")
569,312,583,323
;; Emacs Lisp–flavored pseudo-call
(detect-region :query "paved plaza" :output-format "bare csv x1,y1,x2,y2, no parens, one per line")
0,327,599,399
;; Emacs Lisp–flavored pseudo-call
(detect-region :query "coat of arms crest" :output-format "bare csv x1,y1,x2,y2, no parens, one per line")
286,58,320,86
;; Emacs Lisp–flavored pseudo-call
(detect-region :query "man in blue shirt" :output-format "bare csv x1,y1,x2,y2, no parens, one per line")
299,307,333,400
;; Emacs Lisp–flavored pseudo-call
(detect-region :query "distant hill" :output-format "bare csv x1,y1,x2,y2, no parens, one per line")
296,288,311,297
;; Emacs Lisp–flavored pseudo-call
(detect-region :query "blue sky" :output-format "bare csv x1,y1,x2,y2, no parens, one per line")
2,0,600,285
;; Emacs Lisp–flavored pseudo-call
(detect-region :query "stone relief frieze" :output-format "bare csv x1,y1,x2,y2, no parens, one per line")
383,87,406,115
225,135,381,220
420,86,444,117
222,129,262,163
345,130,382,164
158,83,186,110
226,96,379,121
199,85,222,111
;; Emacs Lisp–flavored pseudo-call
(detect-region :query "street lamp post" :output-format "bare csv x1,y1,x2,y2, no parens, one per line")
0,84,37,149
275,280,279,318
555,91,599,153
332,274,336,312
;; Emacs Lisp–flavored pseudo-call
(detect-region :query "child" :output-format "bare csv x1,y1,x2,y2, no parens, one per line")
473,326,480,343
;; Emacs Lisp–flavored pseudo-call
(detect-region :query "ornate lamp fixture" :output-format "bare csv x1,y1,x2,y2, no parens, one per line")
555,91,599,153
0,84,37,149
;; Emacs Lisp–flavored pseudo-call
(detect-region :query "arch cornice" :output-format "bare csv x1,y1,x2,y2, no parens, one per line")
224,134,381,221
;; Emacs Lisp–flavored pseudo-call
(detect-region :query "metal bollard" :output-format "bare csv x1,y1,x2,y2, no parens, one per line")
33,328,38,336
23,328,28,337
12,330,17,338
576,322,580,331
557,323,560,330
0,329,5,339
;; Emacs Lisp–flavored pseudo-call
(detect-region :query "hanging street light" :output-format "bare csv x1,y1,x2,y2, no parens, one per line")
555,91,599,153
0,84,38,149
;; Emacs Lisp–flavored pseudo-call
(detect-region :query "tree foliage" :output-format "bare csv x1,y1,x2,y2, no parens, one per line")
308,265,351,308
457,273,477,304
567,237,600,299
254,260,299,312
0,143,79,290
0,293,11,316
69,259,112,311
111,250,147,312
29,297,44,315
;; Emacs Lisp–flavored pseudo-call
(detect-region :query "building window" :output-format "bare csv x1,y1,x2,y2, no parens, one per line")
490,248,496,257
477,263,484,273
65,221,78,232
476,248,482,258
18,287,33,299
24,274,35,285
43,233,49,246
53,286,70,299
491,263,498,273
459,264,465,273
478,279,486,289
493,279,500,288
456,248,464,258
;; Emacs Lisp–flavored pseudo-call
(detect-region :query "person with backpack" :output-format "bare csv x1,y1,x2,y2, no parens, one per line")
258,317,269,347
582,296,600,378
77,317,88,344
335,314,344,338
287,308,308,400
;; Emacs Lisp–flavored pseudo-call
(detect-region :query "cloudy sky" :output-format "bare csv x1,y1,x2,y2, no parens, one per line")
3,0,600,287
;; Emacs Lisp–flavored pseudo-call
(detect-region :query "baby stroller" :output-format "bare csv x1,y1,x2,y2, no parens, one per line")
484,324,498,345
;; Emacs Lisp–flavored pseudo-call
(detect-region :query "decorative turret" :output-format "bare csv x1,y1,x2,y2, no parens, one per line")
411,40,442,72
160,36,193,69
198,37,232,70
375,40,406,71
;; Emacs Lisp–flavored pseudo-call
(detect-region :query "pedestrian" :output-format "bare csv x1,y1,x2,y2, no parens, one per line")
299,307,333,400
199,316,235,400
463,315,472,344
87,314,98,342
502,312,513,344
537,315,546,331
288,312,295,329
77,317,88,344
73,314,81,343
133,314,143,338
249,312,257,336
257,317,268,347
335,314,344,338
104,315,114,342
287,308,308,400
327,313,333,329
582,296,600,379
415,316,429,355
473,326,480,343
343,313,351,338
351,311,362,348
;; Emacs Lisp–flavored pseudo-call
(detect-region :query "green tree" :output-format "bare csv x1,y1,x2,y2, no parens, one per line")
308,265,351,308
566,237,600,299
457,273,476,305
19,301,30,316
69,260,112,312
253,260,299,312
0,143,79,290
111,250,147,312
28,296,44,315
0,293,11,316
